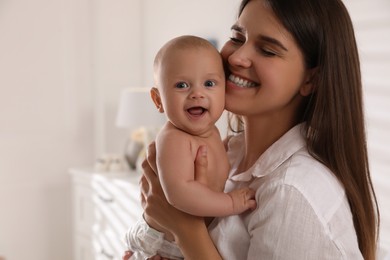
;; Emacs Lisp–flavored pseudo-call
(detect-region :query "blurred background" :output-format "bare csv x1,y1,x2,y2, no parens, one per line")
0,0,388,259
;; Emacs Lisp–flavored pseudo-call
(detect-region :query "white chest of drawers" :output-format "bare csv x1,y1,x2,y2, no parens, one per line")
70,168,143,260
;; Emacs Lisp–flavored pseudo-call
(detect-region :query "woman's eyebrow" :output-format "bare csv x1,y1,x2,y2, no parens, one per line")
231,24,288,51
257,35,288,51
231,24,244,33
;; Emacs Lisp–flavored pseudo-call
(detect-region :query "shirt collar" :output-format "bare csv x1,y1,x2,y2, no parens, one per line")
228,123,306,182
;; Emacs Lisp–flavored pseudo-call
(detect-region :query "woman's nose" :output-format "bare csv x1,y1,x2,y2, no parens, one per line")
228,45,252,68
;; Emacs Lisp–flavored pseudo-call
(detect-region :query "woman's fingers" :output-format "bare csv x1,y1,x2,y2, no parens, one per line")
141,157,160,191
194,145,209,185
146,141,158,173
139,174,148,209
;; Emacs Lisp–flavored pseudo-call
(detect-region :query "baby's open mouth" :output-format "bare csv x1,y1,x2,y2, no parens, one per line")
187,107,206,116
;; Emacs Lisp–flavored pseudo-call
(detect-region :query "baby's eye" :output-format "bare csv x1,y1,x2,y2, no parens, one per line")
204,80,216,87
175,82,189,89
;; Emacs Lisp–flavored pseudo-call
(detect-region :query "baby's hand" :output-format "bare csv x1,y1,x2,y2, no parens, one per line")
228,188,257,214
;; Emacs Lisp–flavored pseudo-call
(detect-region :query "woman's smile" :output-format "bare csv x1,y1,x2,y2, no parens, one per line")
228,74,258,88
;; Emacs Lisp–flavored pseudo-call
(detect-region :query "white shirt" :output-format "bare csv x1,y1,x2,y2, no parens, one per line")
208,124,363,260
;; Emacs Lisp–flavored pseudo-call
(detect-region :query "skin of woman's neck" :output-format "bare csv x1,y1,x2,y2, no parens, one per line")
238,114,300,173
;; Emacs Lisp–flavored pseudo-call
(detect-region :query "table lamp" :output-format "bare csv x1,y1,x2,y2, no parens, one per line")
116,87,166,170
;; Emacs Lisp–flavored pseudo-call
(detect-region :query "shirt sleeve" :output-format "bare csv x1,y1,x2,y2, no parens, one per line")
247,184,349,260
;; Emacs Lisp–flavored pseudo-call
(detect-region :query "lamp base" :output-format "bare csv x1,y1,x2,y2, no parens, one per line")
124,138,144,170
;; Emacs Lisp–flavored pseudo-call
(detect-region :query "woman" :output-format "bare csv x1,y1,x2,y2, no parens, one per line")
133,0,380,259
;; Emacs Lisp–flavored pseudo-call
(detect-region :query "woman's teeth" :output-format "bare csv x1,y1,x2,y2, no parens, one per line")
228,74,257,88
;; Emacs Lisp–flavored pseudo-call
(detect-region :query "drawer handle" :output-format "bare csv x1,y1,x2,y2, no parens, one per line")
100,248,114,259
98,194,114,203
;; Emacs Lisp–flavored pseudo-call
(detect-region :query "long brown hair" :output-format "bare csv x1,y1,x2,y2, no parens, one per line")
231,0,380,259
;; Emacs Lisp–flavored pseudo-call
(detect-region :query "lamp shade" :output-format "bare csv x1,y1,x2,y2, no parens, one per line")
116,88,166,128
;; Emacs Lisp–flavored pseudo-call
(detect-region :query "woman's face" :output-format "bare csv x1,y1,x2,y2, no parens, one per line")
221,0,312,123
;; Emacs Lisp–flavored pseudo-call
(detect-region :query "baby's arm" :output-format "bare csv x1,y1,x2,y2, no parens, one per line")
156,130,256,217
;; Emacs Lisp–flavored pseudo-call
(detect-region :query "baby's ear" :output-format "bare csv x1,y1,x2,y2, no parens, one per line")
150,87,164,113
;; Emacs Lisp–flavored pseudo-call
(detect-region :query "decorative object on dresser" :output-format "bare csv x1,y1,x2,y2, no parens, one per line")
94,154,127,173
116,88,166,170
70,168,143,260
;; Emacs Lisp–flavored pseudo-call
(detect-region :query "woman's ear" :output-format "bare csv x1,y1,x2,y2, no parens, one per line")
150,87,164,113
300,68,317,97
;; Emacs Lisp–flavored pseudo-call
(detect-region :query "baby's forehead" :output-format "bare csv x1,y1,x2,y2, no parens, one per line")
156,47,213,77
164,45,211,61
155,36,217,65
160,43,213,63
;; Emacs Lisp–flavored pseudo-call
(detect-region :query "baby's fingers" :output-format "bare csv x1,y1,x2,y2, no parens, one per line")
245,188,257,210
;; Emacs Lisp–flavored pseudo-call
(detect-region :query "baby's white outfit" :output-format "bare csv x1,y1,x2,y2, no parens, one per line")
124,218,183,260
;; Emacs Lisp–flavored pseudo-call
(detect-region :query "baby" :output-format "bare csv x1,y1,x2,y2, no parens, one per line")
125,35,256,259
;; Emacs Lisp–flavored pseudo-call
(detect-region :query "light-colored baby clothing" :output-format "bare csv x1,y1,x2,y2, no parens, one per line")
124,218,183,260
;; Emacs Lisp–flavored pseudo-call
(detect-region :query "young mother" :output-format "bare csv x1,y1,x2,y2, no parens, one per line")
134,0,379,259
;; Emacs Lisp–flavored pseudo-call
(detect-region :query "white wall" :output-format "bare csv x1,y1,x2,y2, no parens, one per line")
0,0,94,259
0,0,143,258
92,0,143,156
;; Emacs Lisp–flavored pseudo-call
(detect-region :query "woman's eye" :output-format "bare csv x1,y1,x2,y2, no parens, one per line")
259,48,277,57
230,37,244,44
175,82,189,89
262,50,276,57
204,80,216,87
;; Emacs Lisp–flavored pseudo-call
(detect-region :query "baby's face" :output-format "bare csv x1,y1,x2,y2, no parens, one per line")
157,47,226,136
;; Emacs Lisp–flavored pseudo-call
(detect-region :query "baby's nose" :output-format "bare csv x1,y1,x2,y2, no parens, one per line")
189,89,205,99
